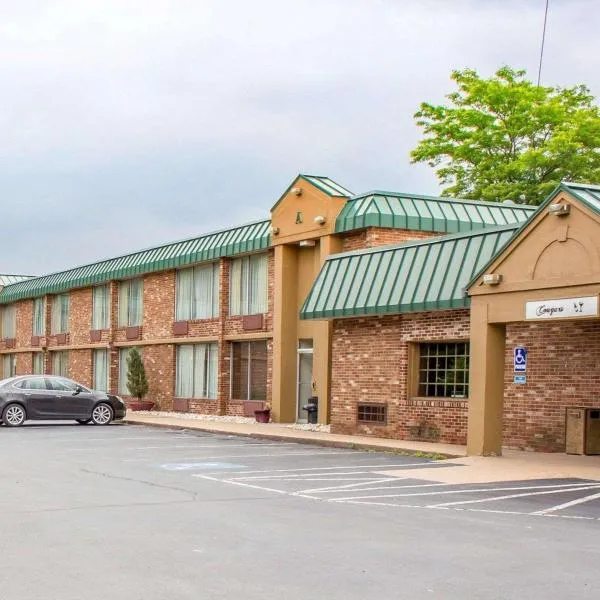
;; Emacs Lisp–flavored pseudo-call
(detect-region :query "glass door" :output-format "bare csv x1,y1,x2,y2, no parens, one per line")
296,340,314,423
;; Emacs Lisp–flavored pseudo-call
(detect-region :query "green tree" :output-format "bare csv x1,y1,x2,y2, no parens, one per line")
126,348,149,401
410,66,600,204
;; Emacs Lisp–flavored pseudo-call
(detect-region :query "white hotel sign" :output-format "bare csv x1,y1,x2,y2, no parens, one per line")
525,296,599,320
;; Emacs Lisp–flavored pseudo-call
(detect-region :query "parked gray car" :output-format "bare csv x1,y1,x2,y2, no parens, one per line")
0,375,126,427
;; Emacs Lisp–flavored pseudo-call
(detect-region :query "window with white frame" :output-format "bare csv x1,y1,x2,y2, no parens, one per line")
176,343,218,399
229,254,268,316
32,352,44,375
2,354,16,378
230,340,267,400
92,285,110,330
418,342,470,398
50,294,70,334
118,279,143,327
93,349,109,392
33,298,46,336
51,351,68,378
176,263,220,321
1,304,16,339
118,347,142,394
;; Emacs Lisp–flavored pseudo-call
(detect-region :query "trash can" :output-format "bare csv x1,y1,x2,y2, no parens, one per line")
302,396,318,425
565,407,600,455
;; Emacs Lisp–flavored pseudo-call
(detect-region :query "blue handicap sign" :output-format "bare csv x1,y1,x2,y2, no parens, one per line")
514,346,527,372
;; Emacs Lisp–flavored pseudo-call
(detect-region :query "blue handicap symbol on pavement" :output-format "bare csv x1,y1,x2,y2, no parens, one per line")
514,347,527,372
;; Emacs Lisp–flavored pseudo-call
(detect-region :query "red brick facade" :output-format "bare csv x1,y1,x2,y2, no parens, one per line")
330,311,470,445
341,227,436,251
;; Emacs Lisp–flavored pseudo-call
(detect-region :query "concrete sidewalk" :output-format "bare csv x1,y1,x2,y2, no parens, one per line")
123,412,463,457
124,412,600,484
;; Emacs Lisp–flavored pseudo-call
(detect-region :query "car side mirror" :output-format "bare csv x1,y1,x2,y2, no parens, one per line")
72,385,83,396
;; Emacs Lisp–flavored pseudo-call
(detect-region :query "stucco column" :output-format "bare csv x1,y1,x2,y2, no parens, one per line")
467,299,506,456
312,235,343,424
272,244,298,422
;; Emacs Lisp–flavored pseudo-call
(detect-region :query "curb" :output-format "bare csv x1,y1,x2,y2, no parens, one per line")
122,418,459,459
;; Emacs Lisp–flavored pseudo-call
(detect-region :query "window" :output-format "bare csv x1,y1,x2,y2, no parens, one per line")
358,403,387,424
51,294,70,334
2,354,16,378
176,343,218,399
32,352,44,375
176,263,219,321
48,378,88,392
231,340,267,400
229,254,268,316
118,347,142,394
92,285,110,330
33,298,46,336
1,304,16,339
16,377,47,390
51,351,68,378
118,279,143,327
418,342,469,398
93,349,109,392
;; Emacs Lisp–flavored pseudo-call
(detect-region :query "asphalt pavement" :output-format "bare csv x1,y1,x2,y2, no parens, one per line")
1,423,598,600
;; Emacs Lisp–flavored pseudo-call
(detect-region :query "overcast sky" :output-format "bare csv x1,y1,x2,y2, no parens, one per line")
1,0,598,274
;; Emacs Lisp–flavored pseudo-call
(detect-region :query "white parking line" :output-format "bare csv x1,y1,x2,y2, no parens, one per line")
124,450,352,463
330,482,600,503
214,462,434,476
533,490,600,515
295,478,399,495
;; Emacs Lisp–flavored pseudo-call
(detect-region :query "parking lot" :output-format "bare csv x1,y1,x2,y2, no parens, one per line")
1,423,599,600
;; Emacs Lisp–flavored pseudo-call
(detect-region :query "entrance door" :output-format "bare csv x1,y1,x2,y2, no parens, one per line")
296,340,314,423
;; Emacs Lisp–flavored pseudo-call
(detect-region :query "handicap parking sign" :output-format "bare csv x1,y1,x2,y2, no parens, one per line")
514,346,527,372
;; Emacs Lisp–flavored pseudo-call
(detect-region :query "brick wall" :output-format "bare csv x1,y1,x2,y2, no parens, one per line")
330,310,470,445
503,320,600,452
341,228,436,252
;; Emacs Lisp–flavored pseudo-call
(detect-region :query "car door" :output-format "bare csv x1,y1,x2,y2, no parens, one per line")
48,378,95,419
15,377,56,418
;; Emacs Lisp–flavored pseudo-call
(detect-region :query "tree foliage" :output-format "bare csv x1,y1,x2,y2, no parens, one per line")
126,348,149,401
410,67,600,204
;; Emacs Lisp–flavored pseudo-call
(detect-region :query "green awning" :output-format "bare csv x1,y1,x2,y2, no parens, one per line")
0,220,271,303
335,192,535,235
300,225,519,319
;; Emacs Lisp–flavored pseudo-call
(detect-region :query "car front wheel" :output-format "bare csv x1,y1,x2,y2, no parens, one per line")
2,404,26,427
91,403,113,426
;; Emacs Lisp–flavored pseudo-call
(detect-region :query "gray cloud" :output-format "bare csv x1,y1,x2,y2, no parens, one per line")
0,0,598,273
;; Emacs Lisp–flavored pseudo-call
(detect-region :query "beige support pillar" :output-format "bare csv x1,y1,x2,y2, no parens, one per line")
271,244,298,422
312,235,343,424
467,300,506,456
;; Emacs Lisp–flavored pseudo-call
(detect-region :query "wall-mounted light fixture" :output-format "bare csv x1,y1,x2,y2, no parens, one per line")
313,215,326,225
548,203,570,216
270,226,280,235
298,240,316,247
483,273,502,286
291,187,302,196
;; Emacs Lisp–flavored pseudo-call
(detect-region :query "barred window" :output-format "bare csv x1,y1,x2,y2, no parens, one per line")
418,342,469,398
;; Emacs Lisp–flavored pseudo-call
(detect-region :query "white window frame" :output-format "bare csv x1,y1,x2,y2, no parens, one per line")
118,279,143,327
33,298,46,337
51,351,68,378
51,294,70,335
1,304,16,339
2,354,16,378
92,285,110,330
175,343,218,399
229,254,268,316
93,348,109,392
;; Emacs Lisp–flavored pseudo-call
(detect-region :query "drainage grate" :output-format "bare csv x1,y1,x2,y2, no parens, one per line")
357,403,387,424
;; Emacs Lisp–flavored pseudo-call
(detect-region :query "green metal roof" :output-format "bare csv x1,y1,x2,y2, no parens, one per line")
299,175,353,197
0,274,34,287
300,225,519,320
335,191,535,235
466,181,600,292
0,220,271,304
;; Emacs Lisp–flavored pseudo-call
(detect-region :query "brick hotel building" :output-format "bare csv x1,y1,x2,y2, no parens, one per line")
2,174,599,455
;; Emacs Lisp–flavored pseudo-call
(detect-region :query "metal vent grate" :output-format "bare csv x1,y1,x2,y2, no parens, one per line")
357,403,387,424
